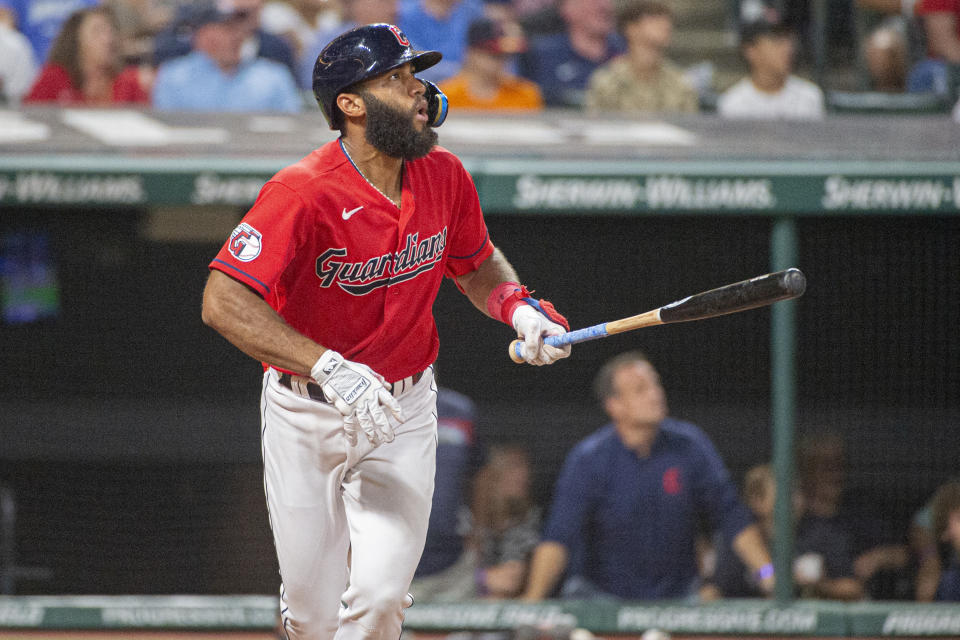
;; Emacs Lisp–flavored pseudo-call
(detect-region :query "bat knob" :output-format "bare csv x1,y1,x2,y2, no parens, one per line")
509,340,525,364
783,268,807,297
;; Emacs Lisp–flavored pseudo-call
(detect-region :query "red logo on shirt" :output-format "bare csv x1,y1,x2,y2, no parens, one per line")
662,467,682,495
315,228,447,295
388,25,410,46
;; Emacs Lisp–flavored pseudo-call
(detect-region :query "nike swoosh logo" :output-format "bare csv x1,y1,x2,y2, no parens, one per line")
341,205,363,220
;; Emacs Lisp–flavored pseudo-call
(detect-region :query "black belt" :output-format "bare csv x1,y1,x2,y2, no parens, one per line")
278,370,424,403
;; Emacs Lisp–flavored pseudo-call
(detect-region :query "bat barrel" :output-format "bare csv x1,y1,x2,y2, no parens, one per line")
658,268,806,324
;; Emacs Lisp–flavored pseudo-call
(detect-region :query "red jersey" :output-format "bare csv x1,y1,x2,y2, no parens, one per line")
23,65,150,105
210,140,494,382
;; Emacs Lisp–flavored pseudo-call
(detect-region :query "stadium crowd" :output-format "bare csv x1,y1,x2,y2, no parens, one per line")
1,0,959,118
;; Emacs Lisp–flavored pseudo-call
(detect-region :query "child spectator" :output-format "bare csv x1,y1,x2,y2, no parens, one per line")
712,464,779,598
470,445,542,598
717,17,825,120
931,480,960,600
23,6,150,106
440,16,543,111
864,23,910,91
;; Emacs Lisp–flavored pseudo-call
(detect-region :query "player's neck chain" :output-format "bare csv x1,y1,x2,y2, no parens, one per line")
340,139,401,209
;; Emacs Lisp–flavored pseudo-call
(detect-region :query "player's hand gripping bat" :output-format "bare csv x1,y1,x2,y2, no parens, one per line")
509,268,806,363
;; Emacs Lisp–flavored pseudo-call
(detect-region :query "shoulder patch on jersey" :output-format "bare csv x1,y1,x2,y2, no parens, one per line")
228,222,263,262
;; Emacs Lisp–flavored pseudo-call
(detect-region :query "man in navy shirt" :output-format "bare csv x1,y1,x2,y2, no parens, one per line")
519,0,625,108
523,351,774,600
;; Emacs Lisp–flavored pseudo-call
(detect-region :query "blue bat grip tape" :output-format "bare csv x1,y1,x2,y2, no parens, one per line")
513,322,609,359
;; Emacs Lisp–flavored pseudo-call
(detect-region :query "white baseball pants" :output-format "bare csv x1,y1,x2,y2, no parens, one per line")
260,366,438,640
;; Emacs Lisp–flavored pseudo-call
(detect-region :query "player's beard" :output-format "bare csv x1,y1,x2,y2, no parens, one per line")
361,92,438,160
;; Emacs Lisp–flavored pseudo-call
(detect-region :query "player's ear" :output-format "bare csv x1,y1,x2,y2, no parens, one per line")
336,91,366,121
603,394,619,420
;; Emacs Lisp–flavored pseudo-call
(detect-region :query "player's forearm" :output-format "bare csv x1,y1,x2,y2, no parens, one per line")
202,270,325,375
521,541,568,601
455,247,520,318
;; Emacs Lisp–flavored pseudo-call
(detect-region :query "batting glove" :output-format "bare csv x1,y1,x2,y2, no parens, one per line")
512,301,571,366
311,350,405,446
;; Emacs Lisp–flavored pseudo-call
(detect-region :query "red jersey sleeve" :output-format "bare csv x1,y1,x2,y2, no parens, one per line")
210,181,309,298
443,161,493,278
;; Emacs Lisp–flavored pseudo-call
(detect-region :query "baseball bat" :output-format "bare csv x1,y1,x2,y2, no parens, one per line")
509,268,806,363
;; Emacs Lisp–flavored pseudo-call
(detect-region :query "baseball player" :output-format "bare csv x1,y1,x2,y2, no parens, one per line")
201,23,570,640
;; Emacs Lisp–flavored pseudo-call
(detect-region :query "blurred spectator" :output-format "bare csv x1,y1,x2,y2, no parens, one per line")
439,16,543,110
105,0,175,64
397,0,486,82
864,22,910,91
714,460,879,601
261,0,343,87
585,1,698,115
856,0,924,91
522,351,773,601
712,464,779,598
516,0,564,38
912,477,960,600
262,0,340,58
519,0,625,108
154,0,298,82
5,0,98,63
792,432,866,600
908,0,960,94
23,6,150,106
717,17,825,120
931,480,960,600
409,387,482,602
308,0,400,88
152,0,301,112
0,1,38,105
482,0,518,25
470,445,542,598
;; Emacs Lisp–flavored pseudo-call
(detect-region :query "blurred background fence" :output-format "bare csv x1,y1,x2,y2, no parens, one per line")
1,110,959,601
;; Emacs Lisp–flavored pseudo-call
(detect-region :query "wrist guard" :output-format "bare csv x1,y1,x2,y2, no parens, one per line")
487,282,570,330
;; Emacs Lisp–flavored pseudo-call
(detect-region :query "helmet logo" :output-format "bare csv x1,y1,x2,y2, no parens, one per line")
388,25,410,46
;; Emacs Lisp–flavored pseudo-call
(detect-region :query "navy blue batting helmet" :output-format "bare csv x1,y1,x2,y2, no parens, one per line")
313,23,443,129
